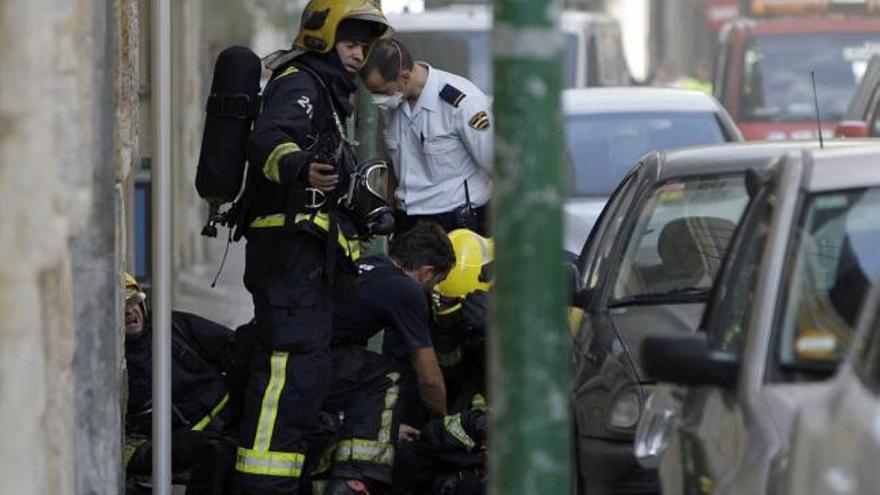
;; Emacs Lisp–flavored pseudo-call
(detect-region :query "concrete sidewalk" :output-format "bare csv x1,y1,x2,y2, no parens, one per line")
176,235,253,330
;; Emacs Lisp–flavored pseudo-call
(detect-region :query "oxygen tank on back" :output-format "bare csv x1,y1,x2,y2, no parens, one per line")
195,45,262,237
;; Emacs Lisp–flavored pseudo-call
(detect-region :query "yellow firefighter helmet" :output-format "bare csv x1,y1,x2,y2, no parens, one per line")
124,272,147,313
293,0,391,54
436,229,494,301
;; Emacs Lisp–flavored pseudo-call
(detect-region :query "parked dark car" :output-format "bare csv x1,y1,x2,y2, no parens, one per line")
568,141,868,494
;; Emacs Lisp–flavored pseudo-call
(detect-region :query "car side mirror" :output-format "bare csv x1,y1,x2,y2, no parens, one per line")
641,334,739,389
563,251,592,308
835,120,870,138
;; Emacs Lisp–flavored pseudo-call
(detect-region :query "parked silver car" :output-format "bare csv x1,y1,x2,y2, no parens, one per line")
784,277,880,495
642,144,880,495
568,142,804,494
562,87,742,253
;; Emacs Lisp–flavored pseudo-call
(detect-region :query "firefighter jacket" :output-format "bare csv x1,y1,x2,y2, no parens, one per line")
125,311,234,437
245,51,362,262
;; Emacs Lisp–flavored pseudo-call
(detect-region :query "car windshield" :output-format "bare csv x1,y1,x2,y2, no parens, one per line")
777,188,880,368
740,32,880,122
563,112,727,197
610,175,749,305
396,30,579,94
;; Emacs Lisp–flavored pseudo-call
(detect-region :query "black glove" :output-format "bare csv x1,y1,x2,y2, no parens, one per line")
460,290,489,332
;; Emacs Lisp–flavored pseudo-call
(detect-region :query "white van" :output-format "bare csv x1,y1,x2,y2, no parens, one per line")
387,5,631,94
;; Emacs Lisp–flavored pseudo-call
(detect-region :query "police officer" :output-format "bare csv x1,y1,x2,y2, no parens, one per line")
122,274,237,495
360,39,493,236
236,2,391,494
307,221,455,495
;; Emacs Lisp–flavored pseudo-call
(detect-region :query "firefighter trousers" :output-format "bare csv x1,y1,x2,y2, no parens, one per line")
236,230,333,495
306,345,402,491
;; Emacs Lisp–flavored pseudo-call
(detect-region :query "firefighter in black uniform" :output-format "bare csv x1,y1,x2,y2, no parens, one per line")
391,229,493,495
122,274,237,495
234,2,391,494
431,229,492,414
306,222,455,495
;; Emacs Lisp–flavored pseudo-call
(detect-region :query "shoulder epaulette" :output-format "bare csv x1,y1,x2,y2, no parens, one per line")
440,84,467,108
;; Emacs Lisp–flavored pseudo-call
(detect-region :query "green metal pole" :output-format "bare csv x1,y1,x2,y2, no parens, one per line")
490,0,569,493
354,83,388,260
355,83,380,161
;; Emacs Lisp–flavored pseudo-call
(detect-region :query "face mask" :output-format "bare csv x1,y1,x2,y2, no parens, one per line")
372,92,404,111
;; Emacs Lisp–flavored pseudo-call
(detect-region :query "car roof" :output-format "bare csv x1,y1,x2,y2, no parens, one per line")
388,6,612,32
733,15,880,35
652,140,873,181
802,145,880,192
563,87,721,114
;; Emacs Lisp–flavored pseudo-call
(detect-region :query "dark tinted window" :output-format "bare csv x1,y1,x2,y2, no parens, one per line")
578,171,641,292
611,175,748,305
776,188,880,369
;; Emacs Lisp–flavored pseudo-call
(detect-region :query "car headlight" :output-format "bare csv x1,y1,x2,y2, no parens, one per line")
607,388,641,430
634,387,679,469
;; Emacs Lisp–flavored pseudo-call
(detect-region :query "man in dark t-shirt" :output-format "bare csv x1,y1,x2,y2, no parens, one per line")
307,222,455,495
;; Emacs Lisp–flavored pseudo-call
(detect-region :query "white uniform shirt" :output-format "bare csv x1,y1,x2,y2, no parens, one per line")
381,64,493,215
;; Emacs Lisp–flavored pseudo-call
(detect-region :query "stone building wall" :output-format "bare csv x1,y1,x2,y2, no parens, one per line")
0,0,138,493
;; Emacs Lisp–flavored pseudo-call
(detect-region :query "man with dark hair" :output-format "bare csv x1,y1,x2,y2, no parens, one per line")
360,39,493,236
307,222,454,494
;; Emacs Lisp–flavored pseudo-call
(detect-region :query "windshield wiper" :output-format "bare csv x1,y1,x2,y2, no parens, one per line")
608,286,710,308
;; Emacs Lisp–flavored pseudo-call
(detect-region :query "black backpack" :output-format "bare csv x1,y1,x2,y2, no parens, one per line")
195,45,262,240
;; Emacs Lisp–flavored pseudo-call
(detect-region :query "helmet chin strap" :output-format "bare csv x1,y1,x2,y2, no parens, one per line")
325,48,347,73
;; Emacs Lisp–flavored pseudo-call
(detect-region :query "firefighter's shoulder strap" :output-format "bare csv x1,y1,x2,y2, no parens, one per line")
288,61,355,289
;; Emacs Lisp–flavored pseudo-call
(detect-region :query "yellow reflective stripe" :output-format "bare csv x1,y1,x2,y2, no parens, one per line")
191,393,230,431
275,65,299,80
471,393,487,412
249,214,286,228
334,438,395,465
443,413,476,451
235,447,304,478
378,372,401,444
322,372,400,469
263,142,301,184
123,437,147,468
248,212,361,260
437,302,463,316
295,212,361,260
253,352,289,452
